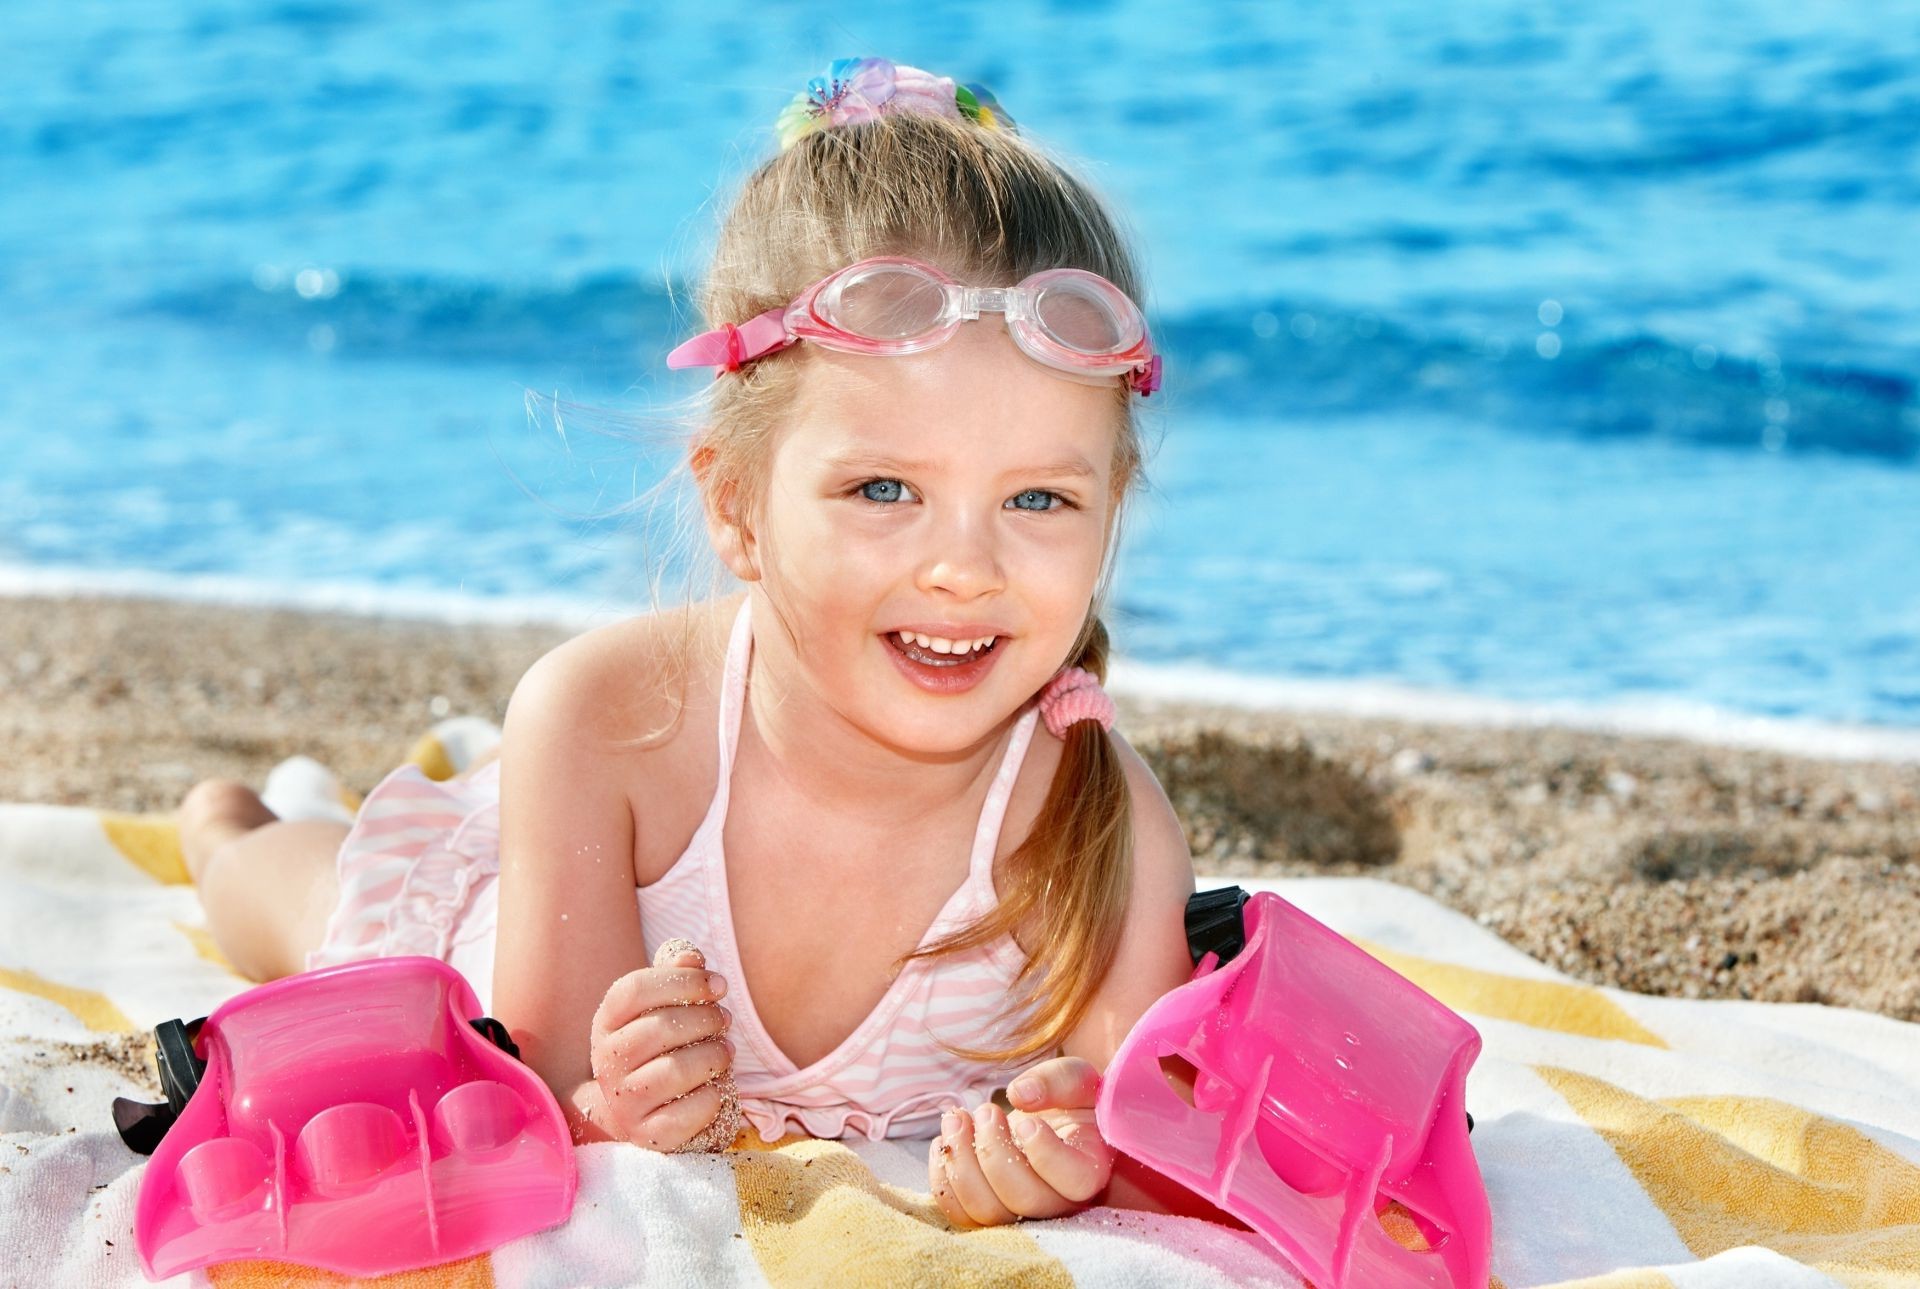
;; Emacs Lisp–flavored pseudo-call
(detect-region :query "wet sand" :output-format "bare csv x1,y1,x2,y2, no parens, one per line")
4,593,1915,1022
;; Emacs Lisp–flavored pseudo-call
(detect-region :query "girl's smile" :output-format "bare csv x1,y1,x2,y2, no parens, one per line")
882,626,1006,693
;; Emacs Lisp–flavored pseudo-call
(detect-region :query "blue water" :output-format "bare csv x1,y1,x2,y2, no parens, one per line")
5,3,1920,735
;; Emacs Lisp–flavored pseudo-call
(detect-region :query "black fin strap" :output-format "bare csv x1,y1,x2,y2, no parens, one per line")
112,1016,207,1156
1184,885,1252,968
469,1017,520,1061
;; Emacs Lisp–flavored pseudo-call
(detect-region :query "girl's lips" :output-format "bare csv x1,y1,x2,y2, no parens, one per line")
881,630,1004,695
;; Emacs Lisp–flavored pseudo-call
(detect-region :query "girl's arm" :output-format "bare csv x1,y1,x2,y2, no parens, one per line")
490,635,648,1144
1055,732,1244,1226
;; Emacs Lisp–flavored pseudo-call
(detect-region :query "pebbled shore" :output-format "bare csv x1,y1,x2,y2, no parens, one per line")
4,593,1916,1022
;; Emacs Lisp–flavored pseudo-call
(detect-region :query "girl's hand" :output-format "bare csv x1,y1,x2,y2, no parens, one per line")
927,1056,1115,1227
589,942,736,1152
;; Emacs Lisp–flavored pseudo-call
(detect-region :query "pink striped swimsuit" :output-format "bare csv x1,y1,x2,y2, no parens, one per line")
307,595,1044,1143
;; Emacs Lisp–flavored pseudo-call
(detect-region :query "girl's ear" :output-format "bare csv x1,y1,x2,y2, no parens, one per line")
690,440,761,582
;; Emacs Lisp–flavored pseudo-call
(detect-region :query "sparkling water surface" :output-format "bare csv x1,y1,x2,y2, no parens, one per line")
4,3,1918,738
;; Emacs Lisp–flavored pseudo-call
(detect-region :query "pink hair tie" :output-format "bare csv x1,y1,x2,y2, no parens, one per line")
1038,666,1115,739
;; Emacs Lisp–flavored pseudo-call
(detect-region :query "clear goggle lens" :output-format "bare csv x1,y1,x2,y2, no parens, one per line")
822,261,1142,359
834,264,948,340
1033,276,1135,354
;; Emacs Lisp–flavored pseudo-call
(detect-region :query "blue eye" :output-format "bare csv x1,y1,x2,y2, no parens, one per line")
1009,489,1067,512
856,478,912,504
847,479,1076,512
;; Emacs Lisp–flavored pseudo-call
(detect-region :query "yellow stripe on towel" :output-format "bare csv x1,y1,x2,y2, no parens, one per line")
406,733,458,783
99,812,190,885
1535,1271,1679,1288
209,1254,494,1287
730,1133,1073,1288
1352,937,1668,1048
1539,1065,1920,1286
171,919,244,977
0,966,137,1033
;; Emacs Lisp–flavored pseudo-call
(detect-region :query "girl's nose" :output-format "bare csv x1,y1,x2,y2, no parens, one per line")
914,513,1006,599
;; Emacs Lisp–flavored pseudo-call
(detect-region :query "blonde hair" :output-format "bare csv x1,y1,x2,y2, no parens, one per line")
595,104,1160,1066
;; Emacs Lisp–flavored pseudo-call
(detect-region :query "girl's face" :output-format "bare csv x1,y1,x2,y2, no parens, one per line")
746,313,1120,752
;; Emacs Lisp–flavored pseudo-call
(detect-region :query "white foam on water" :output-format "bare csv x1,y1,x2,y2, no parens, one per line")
8,562,1918,764
0,563,626,630
1106,658,1920,764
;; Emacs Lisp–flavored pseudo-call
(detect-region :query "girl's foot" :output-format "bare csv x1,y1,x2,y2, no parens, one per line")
179,779,279,884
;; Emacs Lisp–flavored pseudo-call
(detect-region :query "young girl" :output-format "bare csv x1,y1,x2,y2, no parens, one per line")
175,56,1204,1229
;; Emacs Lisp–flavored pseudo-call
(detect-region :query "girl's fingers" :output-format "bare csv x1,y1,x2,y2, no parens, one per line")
659,945,705,970
1006,1056,1101,1112
940,1107,1020,1227
613,1035,735,1119
623,1078,726,1153
594,1002,730,1080
968,1105,1077,1219
927,1134,979,1229
1011,1112,1113,1204
591,965,728,1040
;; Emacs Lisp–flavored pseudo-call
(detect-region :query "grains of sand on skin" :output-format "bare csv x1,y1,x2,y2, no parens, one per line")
653,937,743,1153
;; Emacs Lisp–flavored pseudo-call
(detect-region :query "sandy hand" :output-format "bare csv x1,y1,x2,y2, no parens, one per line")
587,936,742,1153
652,939,743,1153
929,1057,1113,1227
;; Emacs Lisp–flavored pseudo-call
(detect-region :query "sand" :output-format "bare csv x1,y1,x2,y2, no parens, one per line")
3,593,1916,1023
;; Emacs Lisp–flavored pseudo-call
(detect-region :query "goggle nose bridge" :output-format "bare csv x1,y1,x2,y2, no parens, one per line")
954,284,1015,321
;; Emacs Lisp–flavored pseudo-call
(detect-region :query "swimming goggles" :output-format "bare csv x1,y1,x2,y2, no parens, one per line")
666,255,1162,396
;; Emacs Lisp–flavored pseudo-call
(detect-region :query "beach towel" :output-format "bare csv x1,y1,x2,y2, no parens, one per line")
2,718,1918,1288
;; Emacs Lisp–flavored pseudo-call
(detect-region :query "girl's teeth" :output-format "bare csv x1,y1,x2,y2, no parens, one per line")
897,631,994,655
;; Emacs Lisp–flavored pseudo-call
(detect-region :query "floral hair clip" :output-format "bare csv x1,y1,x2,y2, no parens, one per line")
773,56,1018,153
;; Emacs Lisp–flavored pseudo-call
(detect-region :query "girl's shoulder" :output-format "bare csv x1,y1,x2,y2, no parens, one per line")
504,591,744,882
530,591,740,738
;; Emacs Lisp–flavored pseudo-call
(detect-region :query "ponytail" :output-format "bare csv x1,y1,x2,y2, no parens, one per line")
895,615,1134,1065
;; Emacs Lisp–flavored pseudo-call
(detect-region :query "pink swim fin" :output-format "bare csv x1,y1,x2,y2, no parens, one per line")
114,956,576,1281
1095,888,1492,1289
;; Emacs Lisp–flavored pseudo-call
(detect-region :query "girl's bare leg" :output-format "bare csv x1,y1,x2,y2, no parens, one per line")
179,780,349,983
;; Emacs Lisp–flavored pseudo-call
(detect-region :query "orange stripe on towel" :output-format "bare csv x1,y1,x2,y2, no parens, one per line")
170,919,244,977
1540,1065,1920,1286
406,734,458,783
209,1254,494,1288
1351,937,1668,1048
0,966,137,1033
98,812,190,885
730,1133,1074,1288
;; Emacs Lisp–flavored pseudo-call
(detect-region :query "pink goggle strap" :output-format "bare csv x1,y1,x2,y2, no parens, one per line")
1129,353,1163,397
667,304,1163,398
665,307,792,374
